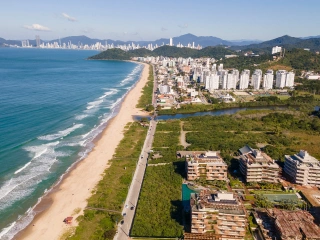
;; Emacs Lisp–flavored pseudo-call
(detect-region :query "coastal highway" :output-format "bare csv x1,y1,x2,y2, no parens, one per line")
114,119,157,240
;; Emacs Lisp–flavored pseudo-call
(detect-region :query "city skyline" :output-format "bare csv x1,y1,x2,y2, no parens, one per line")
1,0,320,41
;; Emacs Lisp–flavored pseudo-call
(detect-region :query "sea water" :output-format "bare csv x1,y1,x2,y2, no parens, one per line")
0,48,143,239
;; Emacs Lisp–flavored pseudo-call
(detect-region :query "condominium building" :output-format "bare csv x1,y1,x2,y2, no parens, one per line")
252,69,262,90
272,46,282,54
239,145,281,183
284,150,320,187
185,151,227,181
190,190,247,240
263,70,274,90
205,73,220,91
226,73,236,89
276,70,287,88
285,71,295,87
239,70,250,90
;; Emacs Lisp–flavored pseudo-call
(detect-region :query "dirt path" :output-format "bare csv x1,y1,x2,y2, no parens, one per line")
180,121,191,149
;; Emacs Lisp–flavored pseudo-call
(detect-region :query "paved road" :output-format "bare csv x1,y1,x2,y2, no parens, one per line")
114,119,157,240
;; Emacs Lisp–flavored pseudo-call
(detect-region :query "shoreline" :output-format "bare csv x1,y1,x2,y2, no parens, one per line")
14,62,150,240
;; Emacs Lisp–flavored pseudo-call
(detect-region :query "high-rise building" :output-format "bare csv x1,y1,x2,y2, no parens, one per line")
239,70,250,90
220,71,228,89
263,70,274,90
252,69,262,90
190,190,247,239
205,74,220,91
276,70,287,88
226,72,237,90
212,63,217,72
36,35,40,47
272,46,282,54
285,71,295,87
169,37,173,46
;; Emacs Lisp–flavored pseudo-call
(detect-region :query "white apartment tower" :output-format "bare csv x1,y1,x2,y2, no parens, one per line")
221,73,228,89
272,46,282,54
212,63,217,72
252,69,262,90
169,38,173,46
286,71,295,87
227,73,237,90
276,70,287,88
205,74,220,91
263,70,274,90
239,70,250,90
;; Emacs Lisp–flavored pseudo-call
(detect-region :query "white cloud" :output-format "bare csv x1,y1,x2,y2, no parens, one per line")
24,24,51,31
62,13,77,22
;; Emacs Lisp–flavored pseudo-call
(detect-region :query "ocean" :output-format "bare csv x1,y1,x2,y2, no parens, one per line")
0,48,143,239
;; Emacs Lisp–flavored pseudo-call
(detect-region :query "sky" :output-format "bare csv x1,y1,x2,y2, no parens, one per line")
1,0,320,41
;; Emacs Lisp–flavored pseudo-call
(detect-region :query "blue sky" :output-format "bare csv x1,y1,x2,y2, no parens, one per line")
1,0,320,41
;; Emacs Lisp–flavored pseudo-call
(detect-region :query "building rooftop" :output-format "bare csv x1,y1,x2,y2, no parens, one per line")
191,190,245,215
239,145,279,167
184,151,227,165
270,208,320,239
285,150,320,168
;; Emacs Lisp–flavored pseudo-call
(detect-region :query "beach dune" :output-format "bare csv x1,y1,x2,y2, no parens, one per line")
16,63,149,240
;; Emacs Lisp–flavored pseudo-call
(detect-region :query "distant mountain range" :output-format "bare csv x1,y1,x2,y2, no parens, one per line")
1,33,320,51
231,35,320,52
0,34,261,47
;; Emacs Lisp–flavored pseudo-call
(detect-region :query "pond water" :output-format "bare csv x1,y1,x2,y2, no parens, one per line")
134,106,291,121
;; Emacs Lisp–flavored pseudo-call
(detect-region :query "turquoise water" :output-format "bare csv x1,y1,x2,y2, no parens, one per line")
0,48,143,239
182,184,198,211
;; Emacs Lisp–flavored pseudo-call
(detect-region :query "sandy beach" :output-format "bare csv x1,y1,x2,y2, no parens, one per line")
16,62,150,240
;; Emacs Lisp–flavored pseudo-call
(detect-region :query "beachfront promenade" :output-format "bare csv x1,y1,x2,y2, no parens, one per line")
114,119,157,240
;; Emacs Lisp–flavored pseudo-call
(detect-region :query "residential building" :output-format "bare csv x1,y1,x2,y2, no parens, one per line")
276,70,287,88
185,151,227,181
205,73,220,91
190,190,247,240
252,69,262,90
263,70,274,90
239,145,281,183
272,46,282,54
158,84,170,94
284,150,320,187
285,71,295,87
239,70,250,90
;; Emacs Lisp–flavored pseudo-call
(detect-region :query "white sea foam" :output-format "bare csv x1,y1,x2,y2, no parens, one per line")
75,114,89,120
98,88,118,99
38,124,83,141
14,141,59,175
86,99,103,110
14,162,31,175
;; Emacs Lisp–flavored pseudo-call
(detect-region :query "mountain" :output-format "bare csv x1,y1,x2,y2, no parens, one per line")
300,35,320,39
0,34,263,48
230,35,320,53
88,45,238,60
